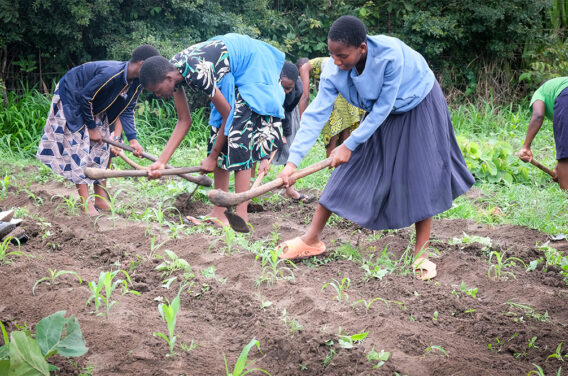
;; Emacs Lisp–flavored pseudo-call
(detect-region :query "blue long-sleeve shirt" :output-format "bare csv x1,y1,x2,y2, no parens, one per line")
58,61,142,140
288,35,435,166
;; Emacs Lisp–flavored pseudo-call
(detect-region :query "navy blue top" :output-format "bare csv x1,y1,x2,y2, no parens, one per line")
58,61,142,140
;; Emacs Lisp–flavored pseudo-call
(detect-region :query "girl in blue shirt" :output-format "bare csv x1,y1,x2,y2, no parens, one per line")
141,34,285,226
277,16,475,280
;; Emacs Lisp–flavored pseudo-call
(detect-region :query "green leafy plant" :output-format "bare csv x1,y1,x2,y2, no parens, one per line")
52,194,82,216
223,338,270,376
33,268,83,295
424,344,449,357
547,342,566,361
452,281,478,299
505,300,550,322
528,363,563,376
337,328,369,349
156,249,192,278
322,277,351,302
0,174,10,200
86,269,139,316
366,347,390,369
0,311,88,375
255,244,295,286
153,283,185,357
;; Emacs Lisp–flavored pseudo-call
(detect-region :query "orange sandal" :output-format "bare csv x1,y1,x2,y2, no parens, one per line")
413,258,437,281
277,237,326,260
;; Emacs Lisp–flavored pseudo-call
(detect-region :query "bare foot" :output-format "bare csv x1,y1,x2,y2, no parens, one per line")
185,213,228,227
85,203,100,216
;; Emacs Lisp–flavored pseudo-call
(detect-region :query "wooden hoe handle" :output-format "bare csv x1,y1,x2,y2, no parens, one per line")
208,158,332,207
529,158,556,179
85,166,202,180
103,137,212,186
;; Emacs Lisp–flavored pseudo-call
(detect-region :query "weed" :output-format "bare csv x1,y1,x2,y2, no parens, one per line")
451,281,478,299
504,300,550,322
488,250,526,280
154,283,185,357
86,269,139,316
0,174,10,200
201,265,227,283
366,347,390,369
337,328,368,349
33,268,82,295
255,244,296,286
449,232,492,256
223,338,270,376
280,309,303,336
147,235,168,260
424,344,449,357
19,186,44,206
322,277,350,302
488,337,502,352
528,363,563,376
156,249,192,278
180,340,198,354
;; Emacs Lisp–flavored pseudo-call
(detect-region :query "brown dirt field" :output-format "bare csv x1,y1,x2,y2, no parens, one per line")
1,173,567,376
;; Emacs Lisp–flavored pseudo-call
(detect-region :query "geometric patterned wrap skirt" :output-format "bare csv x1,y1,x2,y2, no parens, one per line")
36,86,111,184
319,81,475,230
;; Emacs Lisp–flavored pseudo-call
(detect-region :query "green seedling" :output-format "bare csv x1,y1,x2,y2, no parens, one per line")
19,187,44,206
488,250,526,280
432,311,439,322
323,347,337,368
180,340,198,354
488,337,502,352
0,174,10,200
0,311,87,375
0,236,21,264
547,342,566,361
337,328,369,349
528,363,563,376
424,344,449,357
156,249,192,278
52,194,81,216
223,338,270,376
322,277,350,302
367,347,390,369
201,265,226,283
33,268,82,295
153,283,185,357
141,201,181,225
147,235,168,260
86,269,139,316
256,246,296,286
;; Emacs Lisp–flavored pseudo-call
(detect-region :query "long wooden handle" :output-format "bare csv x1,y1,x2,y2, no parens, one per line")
251,151,277,189
85,166,201,180
116,150,145,170
103,137,212,186
208,158,332,207
530,158,556,178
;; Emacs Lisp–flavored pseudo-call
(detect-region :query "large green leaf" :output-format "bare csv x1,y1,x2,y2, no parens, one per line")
36,311,88,359
8,332,50,376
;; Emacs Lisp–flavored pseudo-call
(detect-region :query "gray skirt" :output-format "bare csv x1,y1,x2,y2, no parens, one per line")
273,107,300,166
319,81,475,230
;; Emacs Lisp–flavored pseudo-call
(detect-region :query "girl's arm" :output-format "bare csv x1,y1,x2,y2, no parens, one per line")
201,89,231,173
298,61,312,117
519,100,545,163
147,88,193,178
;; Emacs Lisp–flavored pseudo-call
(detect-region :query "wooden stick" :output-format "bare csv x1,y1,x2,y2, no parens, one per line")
251,151,277,189
208,158,332,207
530,158,556,179
103,137,212,186
115,150,145,170
85,166,201,180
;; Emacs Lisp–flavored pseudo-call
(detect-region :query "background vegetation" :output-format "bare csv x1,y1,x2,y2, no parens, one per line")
2,0,568,100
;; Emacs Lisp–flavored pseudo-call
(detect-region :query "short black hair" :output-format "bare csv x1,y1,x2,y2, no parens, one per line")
296,57,309,70
281,61,299,82
328,15,367,47
139,56,177,87
130,44,160,63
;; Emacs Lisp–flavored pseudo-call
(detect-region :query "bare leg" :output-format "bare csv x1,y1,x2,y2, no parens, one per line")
414,217,432,258
338,128,351,146
207,166,231,225
94,182,110,211
76,183,98,215
556,158,568,190
300,204,332,246
234,168,251,222
284,186,301,200
326,135,338,158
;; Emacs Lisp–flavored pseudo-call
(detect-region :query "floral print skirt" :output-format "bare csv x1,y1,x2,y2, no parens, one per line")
208,89,283,171
36,85,111,184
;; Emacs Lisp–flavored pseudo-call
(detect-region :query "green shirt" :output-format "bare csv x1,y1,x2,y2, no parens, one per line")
531,77,568,120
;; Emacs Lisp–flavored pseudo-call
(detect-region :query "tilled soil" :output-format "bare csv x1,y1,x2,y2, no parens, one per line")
0,175,567,376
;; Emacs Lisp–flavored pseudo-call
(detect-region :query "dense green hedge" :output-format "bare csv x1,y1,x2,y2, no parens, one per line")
0,0,565,98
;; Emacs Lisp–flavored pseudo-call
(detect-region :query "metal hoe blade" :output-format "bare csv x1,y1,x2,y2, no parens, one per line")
224,207,249,233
